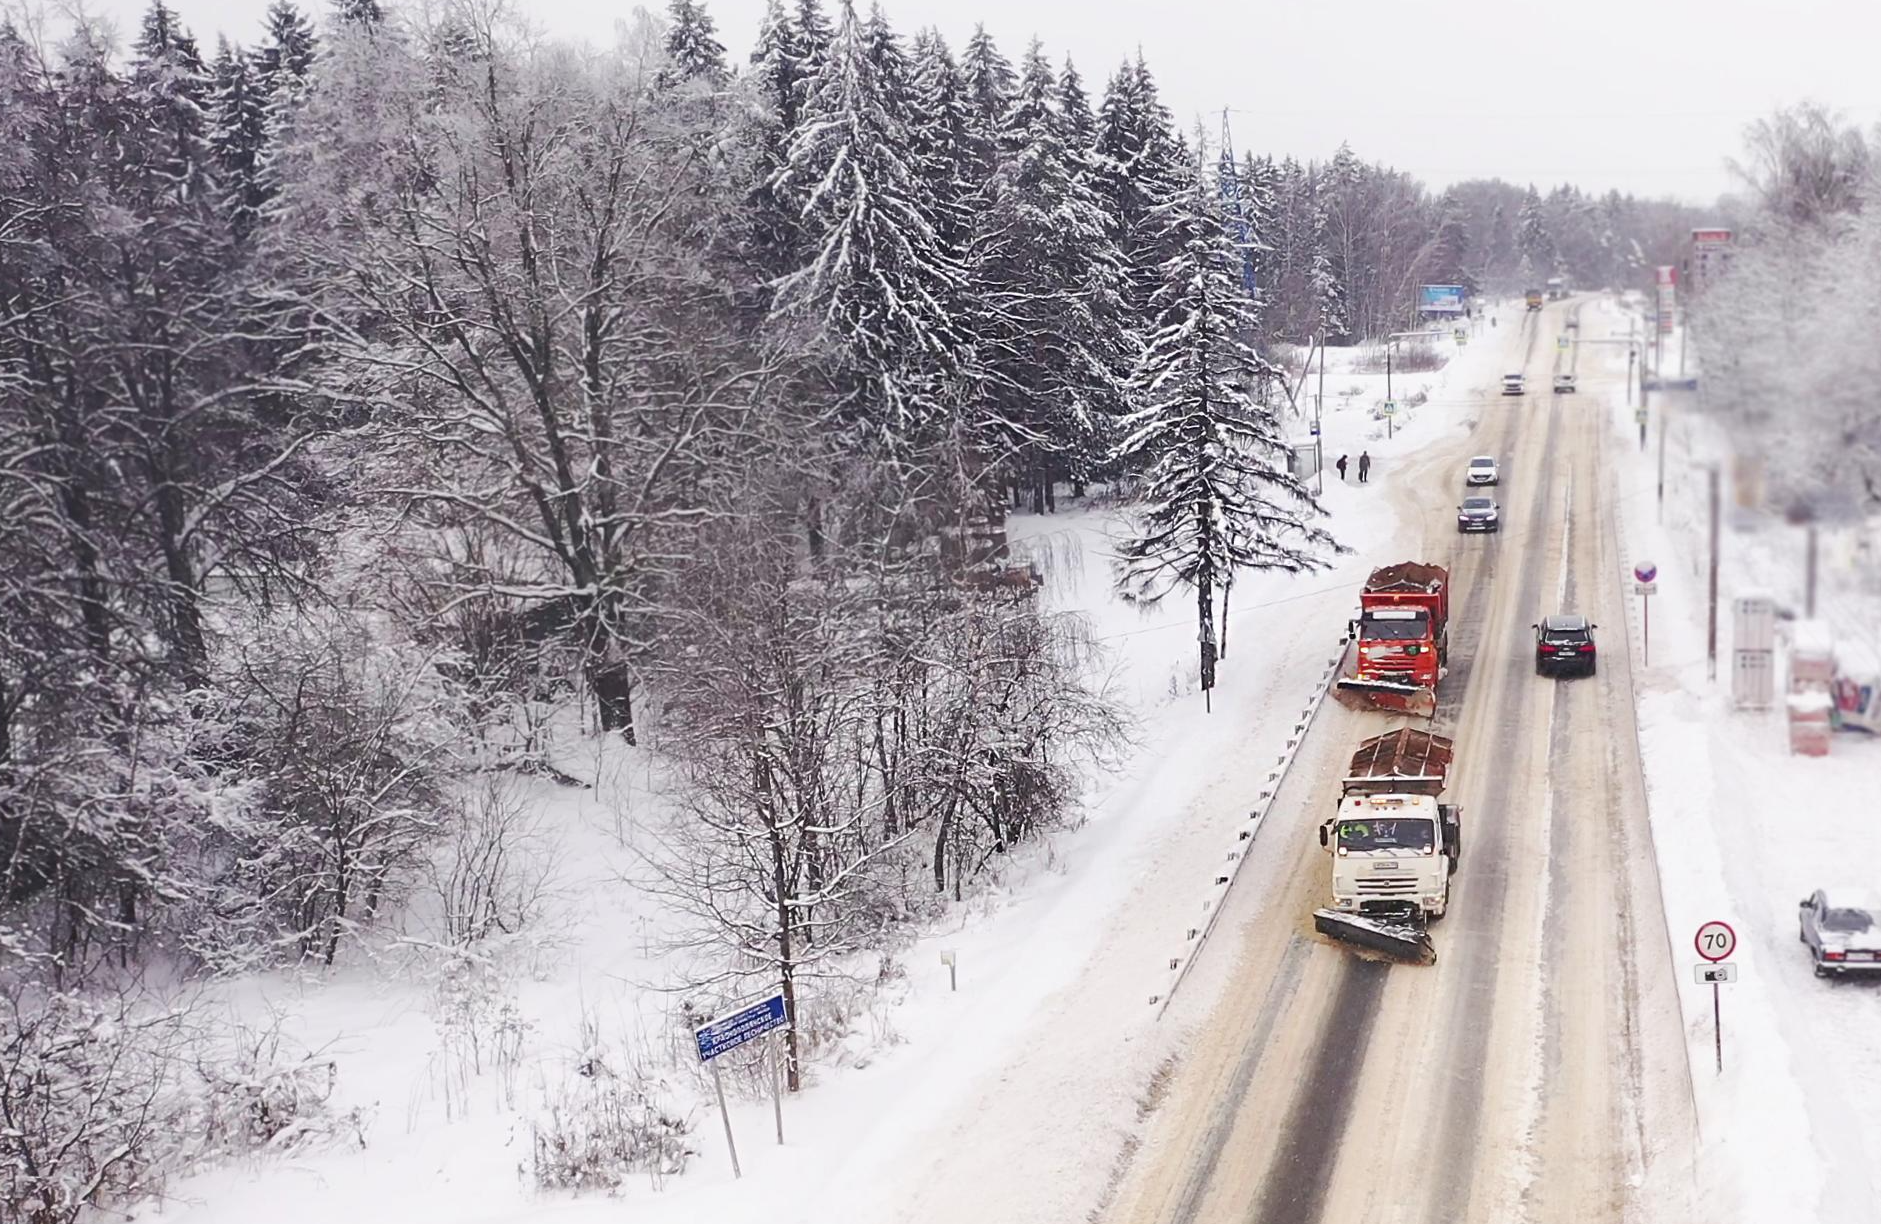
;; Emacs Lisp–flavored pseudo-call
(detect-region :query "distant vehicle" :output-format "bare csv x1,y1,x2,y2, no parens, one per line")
1553,373,1576,394
1466,455,1499,486
1502,373,1526,396
1533,615,1597,676
1525,289,1544,310
1799,890,1881,977
1456,496,1500,534
1546,275,1567,300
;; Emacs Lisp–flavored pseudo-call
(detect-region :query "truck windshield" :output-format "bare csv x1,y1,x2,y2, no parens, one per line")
1361,619,1427,641
1337,818,1435,853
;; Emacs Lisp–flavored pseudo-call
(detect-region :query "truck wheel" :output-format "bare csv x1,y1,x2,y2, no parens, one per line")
1814,962,1829,979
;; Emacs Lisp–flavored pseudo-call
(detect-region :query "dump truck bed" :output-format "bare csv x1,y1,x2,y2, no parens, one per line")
1341,727,1453,796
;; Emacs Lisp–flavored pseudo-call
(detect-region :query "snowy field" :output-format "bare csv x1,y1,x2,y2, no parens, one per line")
1596,295,1881,1224
135,326,1508,1224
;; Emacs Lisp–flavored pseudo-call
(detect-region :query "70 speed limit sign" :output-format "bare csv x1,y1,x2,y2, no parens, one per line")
1695,920,1736,962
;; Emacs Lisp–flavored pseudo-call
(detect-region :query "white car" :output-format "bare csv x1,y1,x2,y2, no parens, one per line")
1553,373,1576,394
1799,889,1881,977
1466,455,1499,486
1501,373,1525,396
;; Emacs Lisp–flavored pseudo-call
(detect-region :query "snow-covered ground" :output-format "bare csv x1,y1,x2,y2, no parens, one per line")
136,321,1515,1224
1596,296,1881,1224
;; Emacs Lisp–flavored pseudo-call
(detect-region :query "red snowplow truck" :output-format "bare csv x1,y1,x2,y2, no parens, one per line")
1335,562,1450,718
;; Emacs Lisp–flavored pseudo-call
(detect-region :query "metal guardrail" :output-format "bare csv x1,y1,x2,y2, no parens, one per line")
1150,632,1351,1018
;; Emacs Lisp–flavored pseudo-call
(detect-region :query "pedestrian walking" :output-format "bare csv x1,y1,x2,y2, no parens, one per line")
1357,451,1372,483
1336,454,1349,482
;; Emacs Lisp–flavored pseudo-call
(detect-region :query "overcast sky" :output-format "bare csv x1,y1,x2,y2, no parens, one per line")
69,0,1881,204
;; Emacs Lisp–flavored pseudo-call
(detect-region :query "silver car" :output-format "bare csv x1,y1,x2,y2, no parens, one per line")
1799,889,1881,977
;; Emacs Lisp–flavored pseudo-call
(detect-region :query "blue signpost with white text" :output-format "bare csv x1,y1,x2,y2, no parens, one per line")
1419,284,1466,315
695,991,789,1177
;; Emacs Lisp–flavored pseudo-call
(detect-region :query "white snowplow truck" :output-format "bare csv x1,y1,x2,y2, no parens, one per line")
1313,728,1461,965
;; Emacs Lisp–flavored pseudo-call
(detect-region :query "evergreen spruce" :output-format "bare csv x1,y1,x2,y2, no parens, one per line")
255,0,317,92
1113,156,1334,700
208,36,270,239
659,0,729,88
975,40,1131,507
773,0,960,454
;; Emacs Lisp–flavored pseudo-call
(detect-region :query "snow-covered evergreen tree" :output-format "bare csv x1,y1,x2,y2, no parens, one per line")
208,36,269,239
1518,185,1555,281
332,0,383,27
906,27,975,267
773,0,960,453
862,2,909,100
974,39,1131,507
255,0,317,92
1431,188,1475,294
959,23,1014,179
659,0,728,88
794,0,834,72
1112,156,1334,699
1241,151,1278,327
743,0,810,286
131,0,213,200
1094,54,1186,339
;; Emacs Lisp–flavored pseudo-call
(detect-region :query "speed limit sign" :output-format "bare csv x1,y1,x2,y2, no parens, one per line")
1695,920,1736,963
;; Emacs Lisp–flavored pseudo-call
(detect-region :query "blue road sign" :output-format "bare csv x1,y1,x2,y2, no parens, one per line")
1419,284,1465,314
694,992,788,1063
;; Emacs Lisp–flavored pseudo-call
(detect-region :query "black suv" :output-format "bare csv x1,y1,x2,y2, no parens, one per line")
1533,615,1597,676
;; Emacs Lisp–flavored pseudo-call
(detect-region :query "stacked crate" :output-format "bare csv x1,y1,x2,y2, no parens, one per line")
1787,618,1836,757
1732,594,1775,710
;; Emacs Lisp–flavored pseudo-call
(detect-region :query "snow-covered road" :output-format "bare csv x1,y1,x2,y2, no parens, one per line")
1102,299,1698,1224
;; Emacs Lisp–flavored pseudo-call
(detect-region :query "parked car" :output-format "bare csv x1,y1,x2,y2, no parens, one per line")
1456,496,1500,533
1799,890,1881,977
1501,373,1526,396
1466,455,1499,486
1553,373,1576,394
1533,615,1597,676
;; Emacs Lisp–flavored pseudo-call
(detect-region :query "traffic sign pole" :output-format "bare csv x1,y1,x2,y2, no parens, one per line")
712,1061,742,1178
1695,920,1737,1076
1635,562,1658,667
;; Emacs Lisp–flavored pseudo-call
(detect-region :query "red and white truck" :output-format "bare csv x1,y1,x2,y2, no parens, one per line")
1335,562,1451,718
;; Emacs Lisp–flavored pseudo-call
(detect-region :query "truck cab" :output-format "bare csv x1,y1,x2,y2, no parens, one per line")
1321,793,1461,921
1524,289,1544,311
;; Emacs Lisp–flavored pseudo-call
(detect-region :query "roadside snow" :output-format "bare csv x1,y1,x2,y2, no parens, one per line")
1596,296,1881,1224
138,323,1513,1224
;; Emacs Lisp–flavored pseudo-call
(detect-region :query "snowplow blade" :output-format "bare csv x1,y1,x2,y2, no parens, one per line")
1313,909,1437,965
1333,677,1438,719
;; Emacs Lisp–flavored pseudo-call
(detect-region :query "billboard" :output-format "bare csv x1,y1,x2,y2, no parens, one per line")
1419,284,1466,314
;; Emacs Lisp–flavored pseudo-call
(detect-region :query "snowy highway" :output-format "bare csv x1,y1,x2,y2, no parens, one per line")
1107,302,1697,1224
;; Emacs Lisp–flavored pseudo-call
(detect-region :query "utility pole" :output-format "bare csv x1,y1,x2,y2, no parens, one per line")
1707,466,1721,681
1806,522,1819,618
1656,396,1668,522
1315,333,1326,495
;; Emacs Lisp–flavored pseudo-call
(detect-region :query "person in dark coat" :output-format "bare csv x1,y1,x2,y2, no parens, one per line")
1336,454,1349,482
1358,451,1372,483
